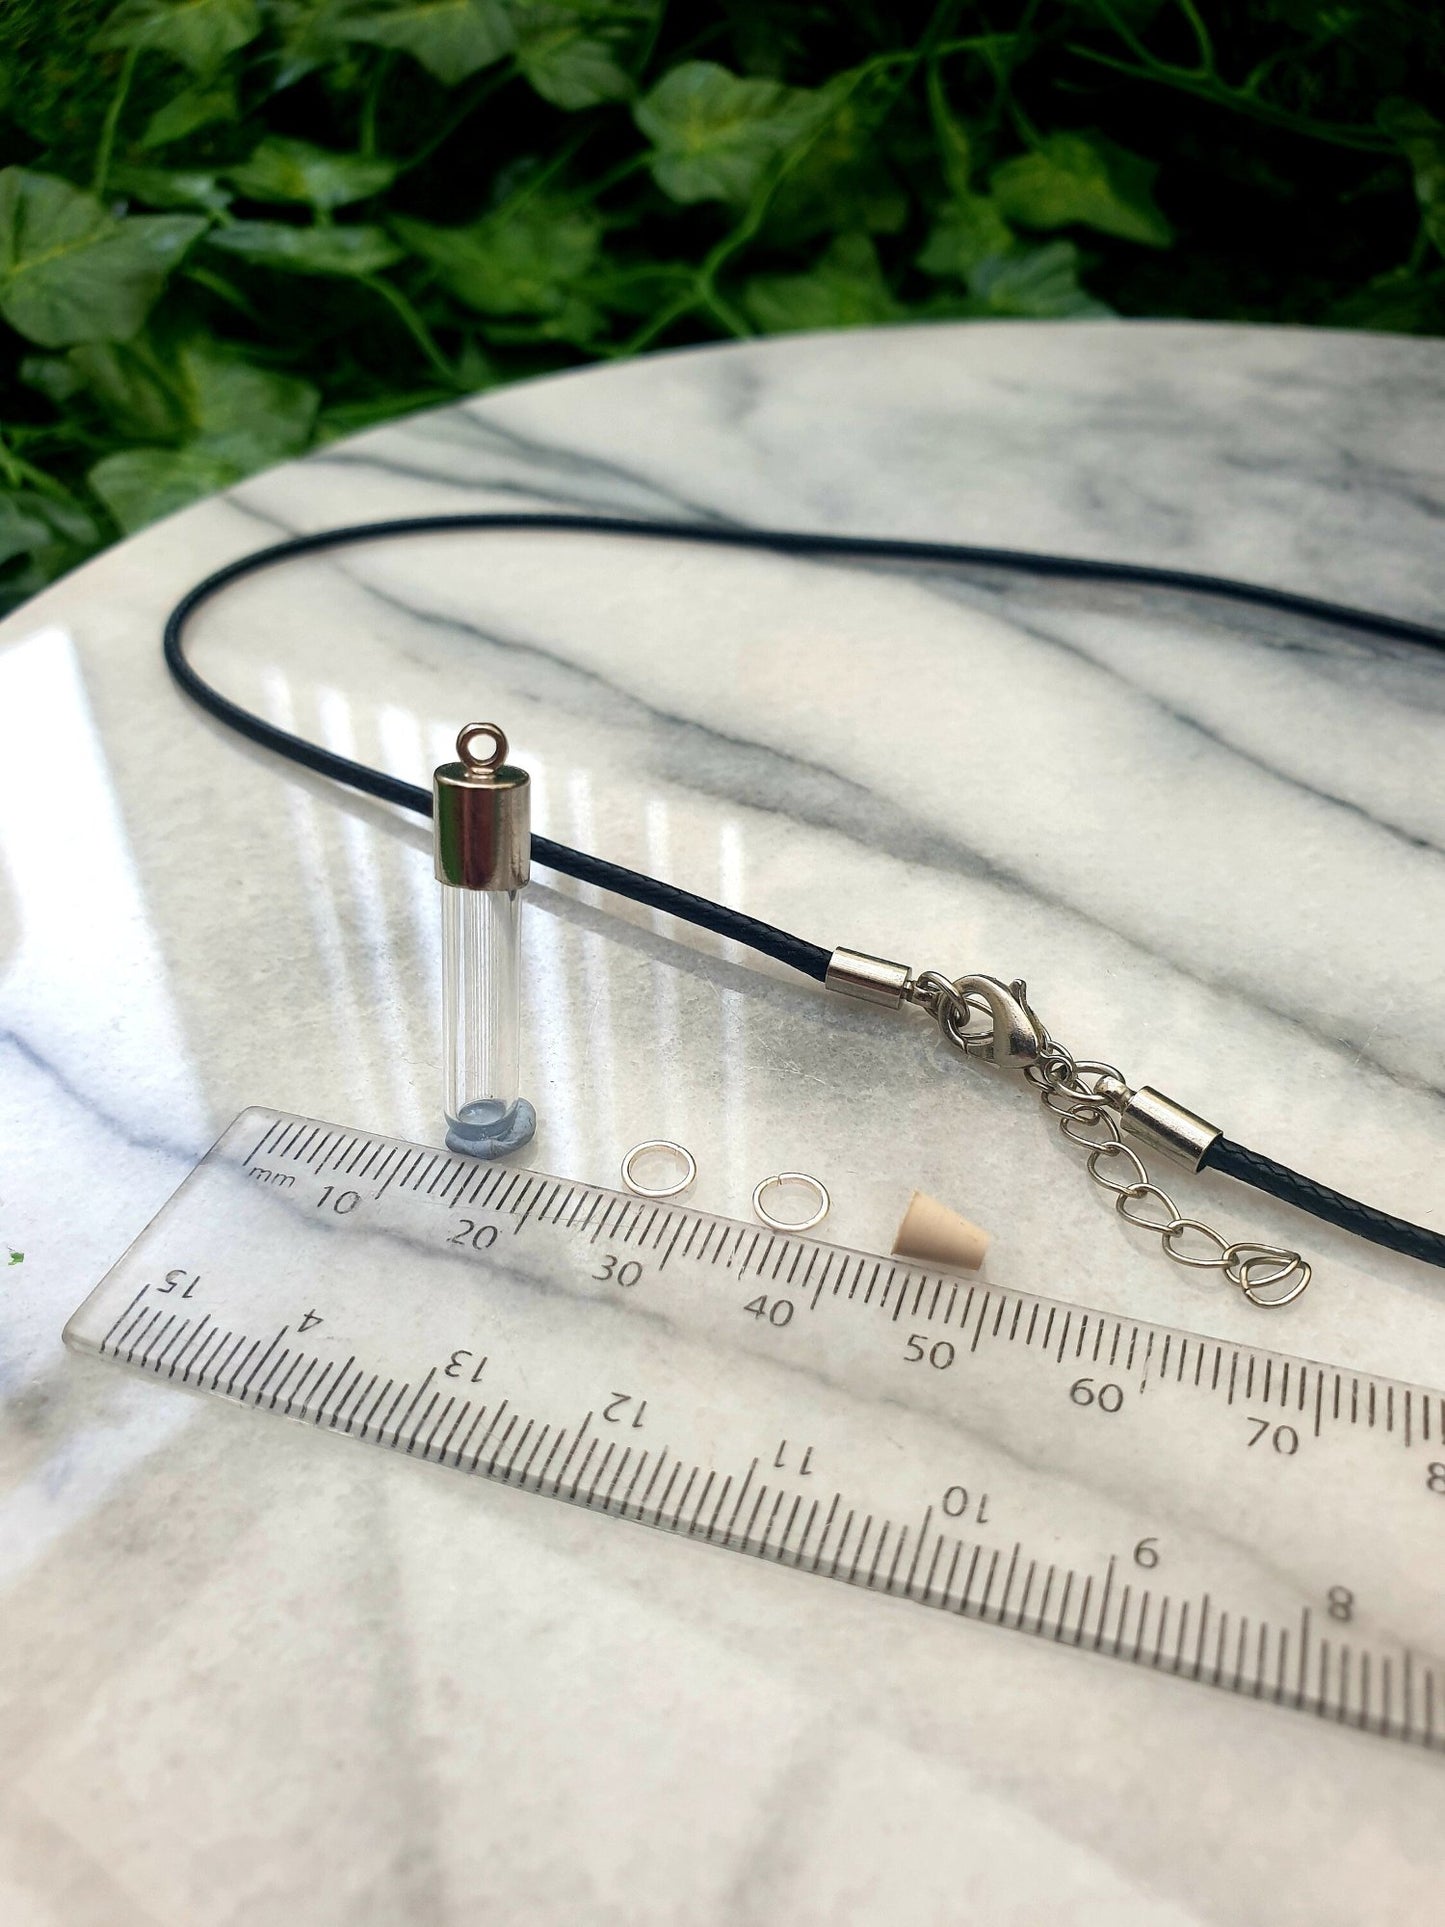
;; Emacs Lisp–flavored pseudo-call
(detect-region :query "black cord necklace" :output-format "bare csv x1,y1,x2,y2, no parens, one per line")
162,511,1445,1292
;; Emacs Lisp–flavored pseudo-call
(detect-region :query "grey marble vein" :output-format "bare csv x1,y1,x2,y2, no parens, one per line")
208,489,1445,1099
4,320,1445,1927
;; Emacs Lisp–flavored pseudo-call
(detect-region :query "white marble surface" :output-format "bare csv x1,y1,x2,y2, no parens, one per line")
2,319,1444,1923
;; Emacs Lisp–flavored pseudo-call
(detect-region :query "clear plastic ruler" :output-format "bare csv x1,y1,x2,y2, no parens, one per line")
65,1107,1445,1749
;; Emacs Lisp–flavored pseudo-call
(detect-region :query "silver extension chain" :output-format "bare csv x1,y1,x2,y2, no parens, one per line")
908,970,1311,1308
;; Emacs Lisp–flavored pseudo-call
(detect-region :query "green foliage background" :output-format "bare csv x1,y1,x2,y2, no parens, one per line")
1,0,1442,609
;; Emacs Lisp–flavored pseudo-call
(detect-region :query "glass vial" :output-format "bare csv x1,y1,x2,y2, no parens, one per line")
434,722,536,1157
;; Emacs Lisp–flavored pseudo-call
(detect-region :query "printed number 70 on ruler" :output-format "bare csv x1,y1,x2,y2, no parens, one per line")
67,1108,1445,1751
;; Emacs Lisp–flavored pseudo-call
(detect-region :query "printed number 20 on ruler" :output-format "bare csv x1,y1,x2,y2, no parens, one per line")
65,1108,1445,1750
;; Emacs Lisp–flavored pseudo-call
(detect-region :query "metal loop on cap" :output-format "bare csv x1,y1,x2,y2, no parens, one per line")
434,719,529,889
457,721,507,772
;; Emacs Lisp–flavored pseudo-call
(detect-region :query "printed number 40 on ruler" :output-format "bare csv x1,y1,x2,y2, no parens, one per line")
65,1108,1445,1751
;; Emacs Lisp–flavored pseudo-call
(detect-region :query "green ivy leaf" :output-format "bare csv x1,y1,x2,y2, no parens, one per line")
394,201,600,314
743,233,900,333
19,353,86,404
1378,99,1445,254
94,0,262,77
634,60,832,205
581,257,691,320
764,89,907,242
338,0,515,86
990,133,1172,248
266,0,351,88
916,194,1015,278
89,444,249,532
1327,266,1445,334
966,242,1110,318
180,345,321,456
0,490,99,578
228,138,397,209
113,164,233,212
70,337,320,453
484,293,605,345
0,169,206,348
138,78,238,148
513,2,642,110
207,219,404,274
0,496,55,569
69,338,185,438
84,342,320,532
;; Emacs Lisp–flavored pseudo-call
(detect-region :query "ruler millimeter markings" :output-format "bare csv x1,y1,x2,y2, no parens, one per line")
66,1108,1445,1749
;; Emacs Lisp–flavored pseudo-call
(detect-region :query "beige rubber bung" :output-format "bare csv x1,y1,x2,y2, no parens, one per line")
891,1190,990,1272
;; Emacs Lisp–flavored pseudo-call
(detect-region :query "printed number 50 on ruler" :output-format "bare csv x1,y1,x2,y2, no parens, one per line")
65,1108,1445,1750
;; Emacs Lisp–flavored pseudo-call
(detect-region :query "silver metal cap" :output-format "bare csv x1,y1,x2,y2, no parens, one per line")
433,722,530,891
1117,1086,1220,1172
825,946,913,1008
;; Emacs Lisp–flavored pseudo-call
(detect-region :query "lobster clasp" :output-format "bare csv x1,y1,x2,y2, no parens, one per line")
923,973,1047,1070
955,975,1046,1068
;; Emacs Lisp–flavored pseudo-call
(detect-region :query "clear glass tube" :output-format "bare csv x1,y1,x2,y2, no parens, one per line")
442,883,530,1154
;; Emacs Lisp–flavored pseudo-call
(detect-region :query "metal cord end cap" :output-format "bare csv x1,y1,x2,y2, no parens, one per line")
825,946,913,1008
434,722,530,890
1117,1085,1221,1172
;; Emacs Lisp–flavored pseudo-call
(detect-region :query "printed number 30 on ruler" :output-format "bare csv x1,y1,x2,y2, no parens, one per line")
65,1108,1445,1750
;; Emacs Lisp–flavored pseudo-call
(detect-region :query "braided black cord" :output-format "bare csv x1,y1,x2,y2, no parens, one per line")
162,518,836,981
1202,1137,1445,1268
162,510,1445,1267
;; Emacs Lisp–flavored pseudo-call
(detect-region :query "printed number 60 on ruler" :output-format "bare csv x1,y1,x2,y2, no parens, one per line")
64,1107,1445,1752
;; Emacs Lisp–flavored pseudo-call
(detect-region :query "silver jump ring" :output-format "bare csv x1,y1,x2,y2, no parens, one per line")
1057,1102,1123,1145
940,997,993,1051
916,953,1315,1308
752,1172,830,1233
621,1140,696,1199
1228,1247,1312,1308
